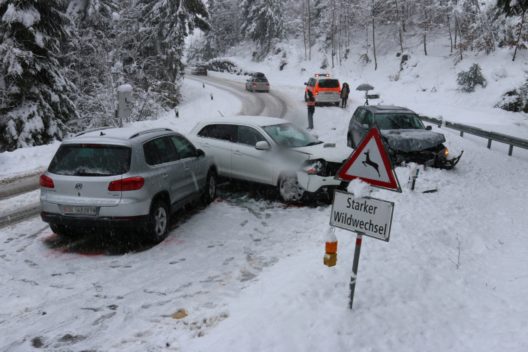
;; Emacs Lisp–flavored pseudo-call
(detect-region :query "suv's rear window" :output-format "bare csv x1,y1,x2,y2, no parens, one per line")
318,79,339,88
49,144,131,176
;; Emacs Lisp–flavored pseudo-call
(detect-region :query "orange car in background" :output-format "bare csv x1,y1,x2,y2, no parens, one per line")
304,73,341,106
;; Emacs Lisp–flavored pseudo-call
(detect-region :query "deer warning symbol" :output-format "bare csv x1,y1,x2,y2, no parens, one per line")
362,150,380,177
335,128,401,192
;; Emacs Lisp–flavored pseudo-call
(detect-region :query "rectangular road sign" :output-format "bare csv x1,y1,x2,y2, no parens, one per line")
330,190,394,242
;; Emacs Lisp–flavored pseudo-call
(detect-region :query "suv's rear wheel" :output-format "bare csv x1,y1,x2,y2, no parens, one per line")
147,200,169,242
201,170,217,205
278,174,305,203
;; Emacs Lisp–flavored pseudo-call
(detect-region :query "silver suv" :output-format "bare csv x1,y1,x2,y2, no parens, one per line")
40,127,217,242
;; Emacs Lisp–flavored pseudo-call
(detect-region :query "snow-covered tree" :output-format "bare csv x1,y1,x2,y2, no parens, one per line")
240,0,284,58
65,0,119,129
121,0,209,108
0,0,77,151
497,0,528,61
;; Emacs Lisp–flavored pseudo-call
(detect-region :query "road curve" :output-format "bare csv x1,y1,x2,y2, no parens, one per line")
186,74,289,118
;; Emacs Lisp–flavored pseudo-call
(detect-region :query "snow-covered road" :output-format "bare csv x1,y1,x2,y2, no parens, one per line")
1,73,528,351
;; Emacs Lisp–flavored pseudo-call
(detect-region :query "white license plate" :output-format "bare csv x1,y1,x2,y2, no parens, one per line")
62,205,98,216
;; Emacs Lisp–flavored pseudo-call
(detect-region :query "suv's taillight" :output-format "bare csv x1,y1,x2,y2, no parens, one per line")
108,177,144,191
40,174,54,188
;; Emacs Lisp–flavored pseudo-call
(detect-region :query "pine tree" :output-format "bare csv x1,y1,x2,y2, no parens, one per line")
0,0,77,151
122,0,209,108
240,0,284,58
65,0,119,129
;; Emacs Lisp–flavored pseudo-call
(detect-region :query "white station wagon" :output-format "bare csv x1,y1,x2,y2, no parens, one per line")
189,116,350,202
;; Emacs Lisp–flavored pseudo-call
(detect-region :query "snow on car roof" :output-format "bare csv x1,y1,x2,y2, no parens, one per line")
364,105,416,114
65,127,176,144
198,115,288,127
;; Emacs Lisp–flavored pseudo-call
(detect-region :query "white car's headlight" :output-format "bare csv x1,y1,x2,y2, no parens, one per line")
303,159,325,175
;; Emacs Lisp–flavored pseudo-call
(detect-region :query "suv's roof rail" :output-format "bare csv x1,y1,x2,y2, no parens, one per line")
75,126,113,137
129,128,173,139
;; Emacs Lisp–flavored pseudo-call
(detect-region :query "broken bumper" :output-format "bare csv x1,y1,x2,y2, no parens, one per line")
296,172,342,193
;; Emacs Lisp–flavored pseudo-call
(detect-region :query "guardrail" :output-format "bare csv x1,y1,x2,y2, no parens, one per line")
419,115,528,156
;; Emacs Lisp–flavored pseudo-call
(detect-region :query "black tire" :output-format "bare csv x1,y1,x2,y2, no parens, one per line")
335,102,340,107
201,170,217,205
278,174,305,203
147,199,169,242
50,223,69,236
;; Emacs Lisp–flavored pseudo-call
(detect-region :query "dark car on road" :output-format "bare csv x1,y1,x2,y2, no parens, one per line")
191,65,208,76
347,105,462,169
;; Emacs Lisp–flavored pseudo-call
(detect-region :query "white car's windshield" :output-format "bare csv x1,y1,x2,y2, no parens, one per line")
263,123,321,148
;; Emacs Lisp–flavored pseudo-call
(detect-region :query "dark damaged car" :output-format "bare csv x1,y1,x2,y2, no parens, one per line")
347,105,463,169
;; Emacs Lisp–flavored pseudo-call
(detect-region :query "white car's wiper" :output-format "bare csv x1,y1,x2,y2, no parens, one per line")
305,141,323,146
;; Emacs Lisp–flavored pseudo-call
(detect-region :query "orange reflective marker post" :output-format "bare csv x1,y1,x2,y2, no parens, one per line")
323,227,338,267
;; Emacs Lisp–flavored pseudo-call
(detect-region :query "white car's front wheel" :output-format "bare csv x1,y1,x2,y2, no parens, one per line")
278,174,305,203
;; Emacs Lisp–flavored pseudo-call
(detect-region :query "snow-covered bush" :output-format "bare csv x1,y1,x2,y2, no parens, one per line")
206,59,250,75
457,64,487,92
496,80,528,113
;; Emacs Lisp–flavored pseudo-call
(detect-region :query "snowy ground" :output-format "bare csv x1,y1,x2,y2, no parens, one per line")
1,48,528,351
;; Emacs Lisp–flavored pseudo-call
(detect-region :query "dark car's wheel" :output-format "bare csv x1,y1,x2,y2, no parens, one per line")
201,170,217,205
147,199,169,242
50,223,69,237
278,174,305,203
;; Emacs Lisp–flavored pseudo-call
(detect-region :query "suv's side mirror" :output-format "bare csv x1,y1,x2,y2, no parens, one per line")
425,125,432,130
304,82,307,85
255,141,271,150
196,149,205,157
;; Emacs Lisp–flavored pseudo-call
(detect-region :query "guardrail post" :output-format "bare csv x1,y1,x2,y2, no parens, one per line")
460,131,464,137
508,145,513,156
487,139,492,149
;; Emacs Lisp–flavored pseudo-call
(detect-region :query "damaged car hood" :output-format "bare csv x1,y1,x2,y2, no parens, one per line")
381,129,446,152
291,142,351,163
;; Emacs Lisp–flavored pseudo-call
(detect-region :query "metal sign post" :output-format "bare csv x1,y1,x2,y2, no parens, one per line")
330,190,395,310
349,233,363,309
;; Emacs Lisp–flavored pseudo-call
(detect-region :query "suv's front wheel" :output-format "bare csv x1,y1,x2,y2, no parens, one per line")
278,174,305,203
147,199,169,242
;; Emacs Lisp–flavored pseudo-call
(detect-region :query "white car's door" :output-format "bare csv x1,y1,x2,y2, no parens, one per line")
194,124,236,178
231,125,275,185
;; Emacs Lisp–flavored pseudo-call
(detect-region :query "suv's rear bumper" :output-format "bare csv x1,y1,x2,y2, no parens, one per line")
41,211,149,231
315,92,340,103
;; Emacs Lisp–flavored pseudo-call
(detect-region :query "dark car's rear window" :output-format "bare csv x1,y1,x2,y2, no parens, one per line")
318,79,339,88
373,114,425,130
255,77,268,82
48,144,131,176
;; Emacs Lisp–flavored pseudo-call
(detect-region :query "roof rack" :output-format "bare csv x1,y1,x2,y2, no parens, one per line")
75,126,113,137
129,128,173,139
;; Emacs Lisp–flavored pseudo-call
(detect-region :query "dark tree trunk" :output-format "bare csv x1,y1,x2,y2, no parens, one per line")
513,8,526,62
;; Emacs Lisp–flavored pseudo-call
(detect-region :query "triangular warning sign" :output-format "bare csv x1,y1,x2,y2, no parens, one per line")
336,128,401,192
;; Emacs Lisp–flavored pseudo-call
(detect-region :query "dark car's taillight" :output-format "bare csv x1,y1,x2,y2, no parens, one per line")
40,174,54,188
108,177,144,191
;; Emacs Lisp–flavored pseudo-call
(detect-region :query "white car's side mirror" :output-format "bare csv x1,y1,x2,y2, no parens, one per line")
255,141,271,150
